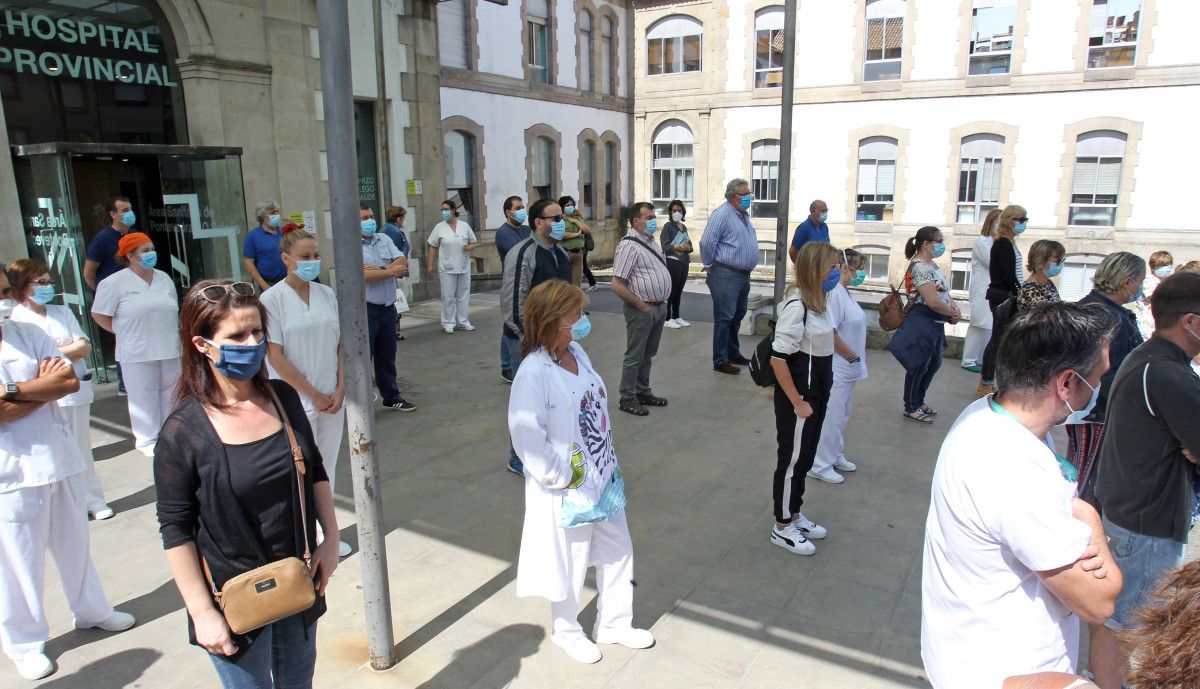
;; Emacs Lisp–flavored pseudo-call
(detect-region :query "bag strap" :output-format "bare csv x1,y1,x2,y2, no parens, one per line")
510,239,535,332
620,235,669,269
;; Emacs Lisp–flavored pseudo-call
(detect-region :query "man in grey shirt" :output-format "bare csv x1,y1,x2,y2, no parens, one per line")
360,202,416,411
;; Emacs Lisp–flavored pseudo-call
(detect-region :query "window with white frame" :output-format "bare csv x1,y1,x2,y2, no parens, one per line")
582,140,596,220
950,249,973,292
647,15,702,76
532,135,555,201
579,11,593,91
754,7,785,89
855,245,891,280
757,242,776,269
1069,130,1125,227
751,139,780,219
444,130,476,227
605,141,617,219
601,16,616,94
651,121,695,214
527,0,552,84
856,136,897,221
864,0,904,82
957,134,1003,224
1059,253,1105,301
438,0,470,69
969,0,1015,75
1088,0,1141,69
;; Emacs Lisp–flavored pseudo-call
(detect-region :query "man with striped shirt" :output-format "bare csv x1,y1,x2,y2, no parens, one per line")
700,178,760,375
612,202,672,416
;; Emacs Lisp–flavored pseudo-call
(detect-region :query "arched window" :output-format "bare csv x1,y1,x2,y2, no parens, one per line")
651,120,694,214
647,15,702,76
864,0,904,82
438,0,470,69
969,0,1016,75
579,11,594,92
750,139,780,218
1088,0,1141,69
444,130,476,226
532,135,556,200
605,141,617,219
957,134,1004,223
754,8,785,89
856,136,897,221
854,244,891,280
601,16,616,94
582,140,596,219
1069,130,1126,227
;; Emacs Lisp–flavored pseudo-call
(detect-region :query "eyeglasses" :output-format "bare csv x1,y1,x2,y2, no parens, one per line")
540,214,564,222
1016,217,1029,223
198,282,256,303
32,278,53,286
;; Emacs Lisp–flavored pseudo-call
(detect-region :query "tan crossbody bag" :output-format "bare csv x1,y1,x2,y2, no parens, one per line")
201,389,317,635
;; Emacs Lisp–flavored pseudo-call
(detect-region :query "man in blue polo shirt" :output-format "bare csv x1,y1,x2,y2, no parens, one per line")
243,200,288,291
83,195,135,291
788,199,829,263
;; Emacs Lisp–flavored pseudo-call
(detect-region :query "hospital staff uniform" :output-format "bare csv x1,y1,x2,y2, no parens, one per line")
261,280,345,490
811,284,868,476
12,304,107,513
91,268,181,456
0,322,115,661
427,220,477,330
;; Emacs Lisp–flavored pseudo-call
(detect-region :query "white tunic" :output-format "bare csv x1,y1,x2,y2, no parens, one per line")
11,304,94,407
0,322,85,492
827,285,868,382
261,281,341,400
426,221,477,274
969,235,993,329
91,268,181,363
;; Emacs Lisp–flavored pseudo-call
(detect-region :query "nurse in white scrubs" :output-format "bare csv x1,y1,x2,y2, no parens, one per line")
8,258,112,519
0,269,134,681
91,232,182,457
261,229,350,557
508,280,654,665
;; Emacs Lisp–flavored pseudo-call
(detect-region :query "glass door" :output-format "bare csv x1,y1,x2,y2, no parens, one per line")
155,153,247,285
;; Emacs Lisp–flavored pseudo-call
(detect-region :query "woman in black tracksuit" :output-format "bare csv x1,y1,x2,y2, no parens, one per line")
768,241,840,557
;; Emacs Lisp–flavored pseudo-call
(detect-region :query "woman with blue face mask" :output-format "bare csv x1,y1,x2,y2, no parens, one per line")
508,280,653,664
260,230,350,558
154,280,338,688
557,195,595,289
427,200,479,334
91,232,182,457
1016,240,1065,313
977,204,1028,398
9,259,112,520
1134,251,1174,340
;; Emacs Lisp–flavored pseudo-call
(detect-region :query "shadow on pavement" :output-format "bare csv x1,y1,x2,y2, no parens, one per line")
394,565,516,661
45,580,182,659
413,623,543,689
40,648,160,689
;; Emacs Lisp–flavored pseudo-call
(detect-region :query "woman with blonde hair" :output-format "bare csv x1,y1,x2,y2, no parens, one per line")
962,208,1001,373
509,280,652,664
977,204,1028,396
768,242,839,556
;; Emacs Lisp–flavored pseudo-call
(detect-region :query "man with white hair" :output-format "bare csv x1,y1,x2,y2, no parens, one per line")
243,200,288,291
699,178,759,375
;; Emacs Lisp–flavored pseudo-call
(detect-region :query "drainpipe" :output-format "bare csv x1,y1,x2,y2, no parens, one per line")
373,0,391,212
773,0,798,311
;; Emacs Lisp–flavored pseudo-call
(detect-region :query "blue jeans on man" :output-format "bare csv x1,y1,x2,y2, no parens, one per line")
706,264,751,365
499,330,521,375
366,302,401,403
504,334,525,474
1102,516,1185,631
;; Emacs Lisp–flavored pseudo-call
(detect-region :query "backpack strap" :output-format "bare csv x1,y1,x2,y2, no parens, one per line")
620,235,669,269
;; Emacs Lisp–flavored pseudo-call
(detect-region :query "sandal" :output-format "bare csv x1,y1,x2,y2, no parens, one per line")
637,394,668,407
919,405,938,417
903,410,933,424
619,399,649,416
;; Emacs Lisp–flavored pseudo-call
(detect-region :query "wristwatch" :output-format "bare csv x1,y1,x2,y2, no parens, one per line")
2,383,17,401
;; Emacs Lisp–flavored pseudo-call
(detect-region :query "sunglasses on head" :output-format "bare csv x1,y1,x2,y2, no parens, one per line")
199,282,256,303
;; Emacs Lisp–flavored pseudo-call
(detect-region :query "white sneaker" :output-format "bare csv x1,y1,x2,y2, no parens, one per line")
664,319,682,329
834,458,857,472
457,323,477,331
338,540,352,558
677,318,691,327
807,468,845,484
14,652,54,680
75,610,135,632
594,627,655,649
442,326,454,334
770,522,815,555
794,512,827,540
554,636,602,664
90,505,115,520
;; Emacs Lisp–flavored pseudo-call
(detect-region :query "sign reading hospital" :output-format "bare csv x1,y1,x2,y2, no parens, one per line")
0,8,177,87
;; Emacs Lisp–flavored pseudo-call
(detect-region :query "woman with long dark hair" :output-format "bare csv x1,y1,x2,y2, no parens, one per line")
154,280,338,687
660,199,692,328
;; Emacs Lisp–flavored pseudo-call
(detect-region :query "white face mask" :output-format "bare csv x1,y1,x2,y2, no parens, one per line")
1060,371,1101,425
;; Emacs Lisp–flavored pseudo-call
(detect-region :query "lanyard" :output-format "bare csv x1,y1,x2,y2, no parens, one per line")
987,397,1078,484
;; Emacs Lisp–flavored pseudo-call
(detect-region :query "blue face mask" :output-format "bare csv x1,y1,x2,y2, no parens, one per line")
32,284,56,305
931,242,946,259
203,337,267,381
739,194,753,211
1129,284,1143,304
564,205,576,215
549,220,567,241
1046,262,1064,278
822,268,841,293
361,218,377,236
570,314,591,341
120,210,136,227
267,214,281,229
1013,221,1028,235
818,211,828,223
645,218,658,235
850,269,867,287
1154,266,1172,278
1062,371,1101,425
138,251,157,269
441,209,452,221
513,209,528,224
295,259,320,282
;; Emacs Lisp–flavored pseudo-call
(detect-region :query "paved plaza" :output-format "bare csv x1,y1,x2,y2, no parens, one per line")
7,284,1193,689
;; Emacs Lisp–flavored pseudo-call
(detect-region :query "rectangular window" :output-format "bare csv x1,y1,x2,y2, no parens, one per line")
1088,0,1140,69
647,35,702,75
864,16,903,81
751,140,780,219
951,250,973,292
856,159,896,221
1069,156,1122,226
857,247,891,279
755,28,784,88
651,143,694,214
757,244,775,269
605,142,616,219
438,0,469,69
956,156,1002,223
583,142,595,220
532,137,554,201
969,1,1016,75
528,20,550,83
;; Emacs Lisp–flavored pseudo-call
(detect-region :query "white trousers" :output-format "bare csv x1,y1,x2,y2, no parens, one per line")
121,358,181,456
0,473,113,659
302,399,346,494
812,380,857,475
549,511,635,645
62,405,106,511
438,272,471,328
961,325,992,367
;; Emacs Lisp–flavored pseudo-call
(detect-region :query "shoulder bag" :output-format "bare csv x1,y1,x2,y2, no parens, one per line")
201,388,316,634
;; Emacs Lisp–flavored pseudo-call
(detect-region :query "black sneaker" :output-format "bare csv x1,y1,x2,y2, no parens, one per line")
637,394,668,407
619,398,649,416
500,368,514,383
383,398,417,412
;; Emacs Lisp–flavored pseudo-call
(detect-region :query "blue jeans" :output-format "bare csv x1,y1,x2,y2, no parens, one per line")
903,348,942,413
209,614,317,689
1103,516,1184,631
366,302,401,403
499,330,521,372
706,264,750,365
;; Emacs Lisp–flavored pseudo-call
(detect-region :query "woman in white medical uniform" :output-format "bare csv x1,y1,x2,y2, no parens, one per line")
8,258,112,519
509,280,654,665
261,229,350,557
91,232,182,457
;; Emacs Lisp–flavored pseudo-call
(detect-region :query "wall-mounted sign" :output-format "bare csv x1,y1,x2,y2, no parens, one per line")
406,179,423,196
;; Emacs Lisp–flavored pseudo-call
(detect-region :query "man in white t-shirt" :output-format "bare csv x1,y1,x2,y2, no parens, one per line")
921,302,1123,689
